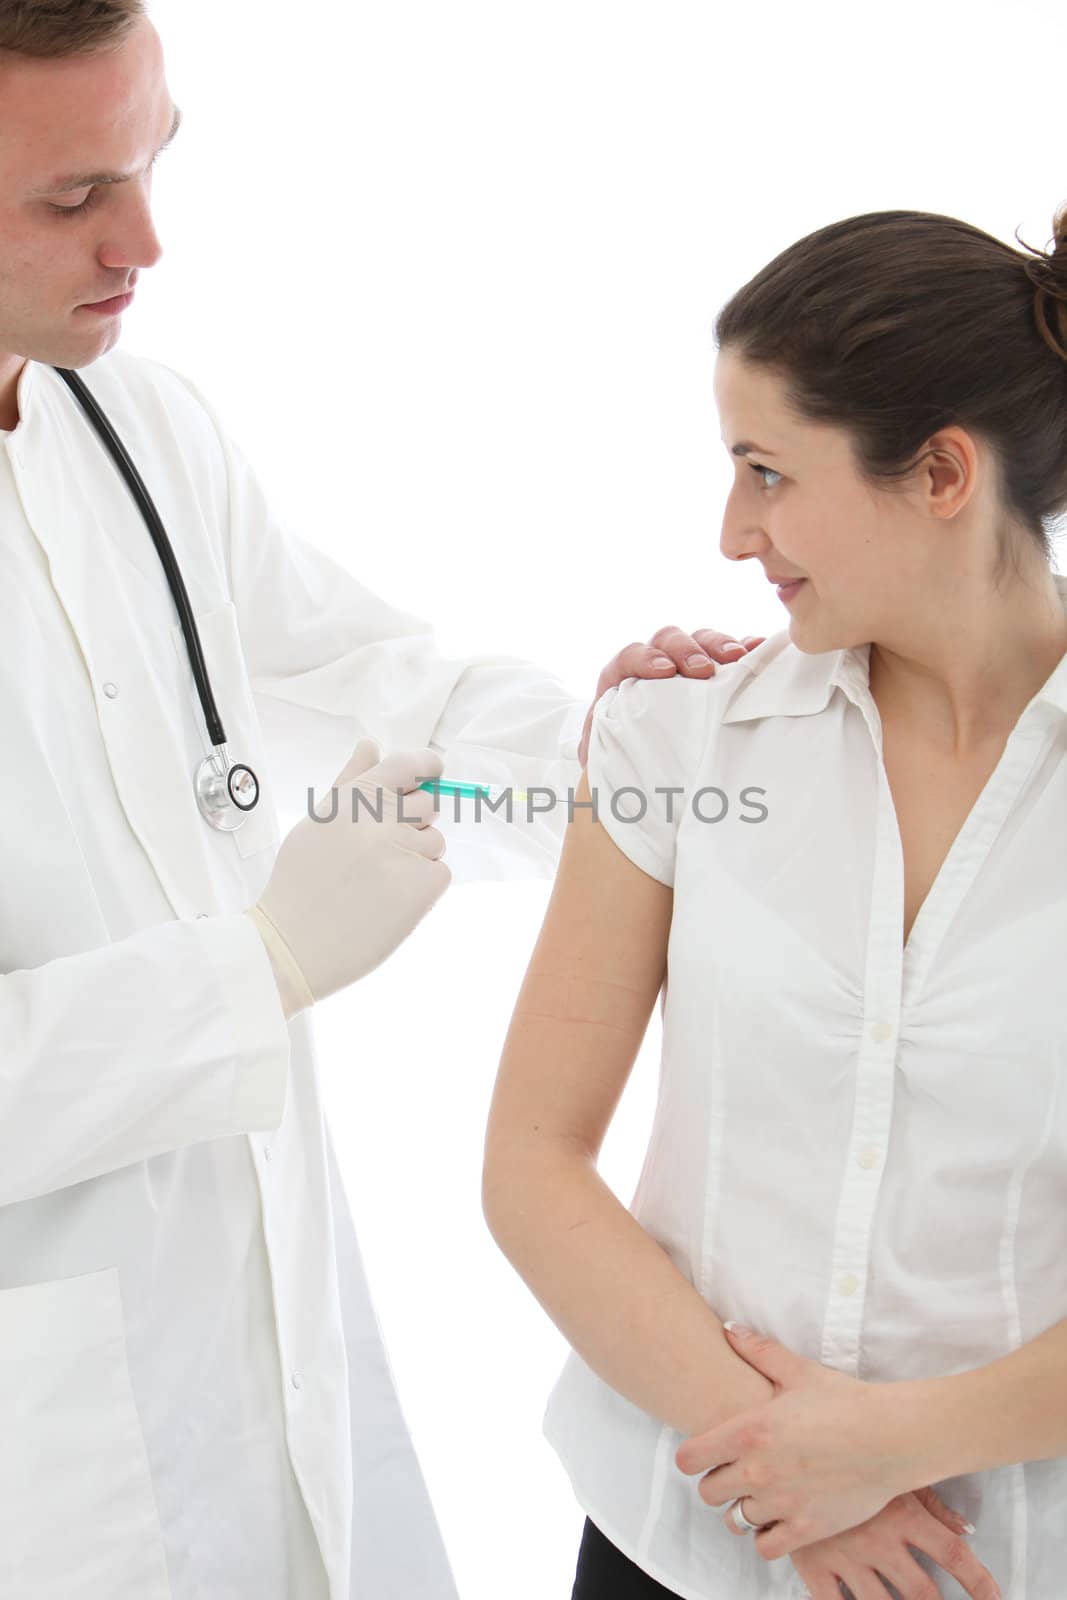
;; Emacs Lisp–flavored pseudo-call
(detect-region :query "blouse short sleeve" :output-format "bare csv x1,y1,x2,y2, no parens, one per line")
584,675,715,887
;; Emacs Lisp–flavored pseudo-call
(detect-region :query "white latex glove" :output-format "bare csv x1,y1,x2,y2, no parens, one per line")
245,739,451,1018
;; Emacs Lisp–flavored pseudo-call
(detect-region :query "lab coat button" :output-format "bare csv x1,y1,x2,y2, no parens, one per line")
839,1272,859,1296
290,1371,302,1391
870,1021,893,1043
857,1147,880,1169
103,682,119,699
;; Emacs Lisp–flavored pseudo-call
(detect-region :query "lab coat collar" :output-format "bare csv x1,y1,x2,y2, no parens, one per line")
722,572,1067,725
0,358,36,441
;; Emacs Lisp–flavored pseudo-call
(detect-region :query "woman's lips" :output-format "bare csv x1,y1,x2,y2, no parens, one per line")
776,579,806,602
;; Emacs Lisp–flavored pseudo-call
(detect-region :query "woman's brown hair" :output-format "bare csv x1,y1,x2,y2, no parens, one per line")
0,0,145,58
714,206,1067,580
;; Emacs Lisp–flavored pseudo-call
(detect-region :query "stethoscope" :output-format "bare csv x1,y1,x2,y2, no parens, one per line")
52,366,260,833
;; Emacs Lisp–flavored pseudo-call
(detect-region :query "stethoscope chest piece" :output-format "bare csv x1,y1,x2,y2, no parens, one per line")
195,748,261,832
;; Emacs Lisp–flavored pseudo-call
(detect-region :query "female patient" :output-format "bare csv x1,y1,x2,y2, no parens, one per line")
483,204,1067,1600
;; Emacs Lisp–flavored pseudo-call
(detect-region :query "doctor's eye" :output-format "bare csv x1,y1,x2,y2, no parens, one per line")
749,462,782,490
49,188,101,218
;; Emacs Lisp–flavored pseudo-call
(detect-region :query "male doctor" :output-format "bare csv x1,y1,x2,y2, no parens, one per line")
0,4,762,1597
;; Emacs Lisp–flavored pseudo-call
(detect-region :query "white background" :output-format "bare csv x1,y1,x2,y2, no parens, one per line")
130,3,1064,1593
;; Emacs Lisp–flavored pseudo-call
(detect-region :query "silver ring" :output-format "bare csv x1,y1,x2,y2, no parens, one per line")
727,1496,763,1533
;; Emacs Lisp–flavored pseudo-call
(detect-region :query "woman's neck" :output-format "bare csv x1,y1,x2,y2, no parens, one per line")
868,566,1067,755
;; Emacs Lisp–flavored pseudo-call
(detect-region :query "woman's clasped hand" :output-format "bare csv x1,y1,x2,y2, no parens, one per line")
786,1488,1001,1600
675,1325,1002,1598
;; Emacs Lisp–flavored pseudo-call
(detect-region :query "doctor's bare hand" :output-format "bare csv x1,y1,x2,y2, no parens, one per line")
577,625,766,768
246,739,450,1016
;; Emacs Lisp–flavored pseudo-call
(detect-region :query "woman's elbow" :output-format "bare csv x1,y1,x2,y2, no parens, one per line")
482,1122,589,1247
481,1134,527,1243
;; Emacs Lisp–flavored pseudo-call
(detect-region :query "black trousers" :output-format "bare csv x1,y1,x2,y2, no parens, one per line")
570,1517,687,1599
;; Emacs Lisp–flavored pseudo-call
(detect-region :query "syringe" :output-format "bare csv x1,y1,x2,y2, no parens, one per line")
417,780,529,802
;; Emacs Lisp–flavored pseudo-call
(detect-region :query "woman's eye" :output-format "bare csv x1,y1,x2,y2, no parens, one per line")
749,463,782,490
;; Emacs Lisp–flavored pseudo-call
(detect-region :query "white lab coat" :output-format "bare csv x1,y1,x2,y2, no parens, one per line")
0,351,584,1598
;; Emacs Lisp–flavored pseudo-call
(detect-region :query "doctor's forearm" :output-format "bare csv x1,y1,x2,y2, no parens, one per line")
483,1149,773,1439
0,914,289,1207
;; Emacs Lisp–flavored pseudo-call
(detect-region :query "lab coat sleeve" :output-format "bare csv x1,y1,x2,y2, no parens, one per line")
0,910,290,1207
169,370,587,882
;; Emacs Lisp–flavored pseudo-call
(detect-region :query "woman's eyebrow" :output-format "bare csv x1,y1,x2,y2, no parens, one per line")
728,440,778,457
30,102,182,196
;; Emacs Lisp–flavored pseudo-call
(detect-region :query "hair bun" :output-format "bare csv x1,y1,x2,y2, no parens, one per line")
1018,202,1067,361
1051,201,1067,261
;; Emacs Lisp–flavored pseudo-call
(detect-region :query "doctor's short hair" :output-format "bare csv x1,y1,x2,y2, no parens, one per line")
714,205,1067,583
0,0,145,57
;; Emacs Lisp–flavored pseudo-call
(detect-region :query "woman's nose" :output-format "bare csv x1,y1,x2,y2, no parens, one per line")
719,491,768,564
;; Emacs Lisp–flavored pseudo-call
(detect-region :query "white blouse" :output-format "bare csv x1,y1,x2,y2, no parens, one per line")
544,587,1067,1600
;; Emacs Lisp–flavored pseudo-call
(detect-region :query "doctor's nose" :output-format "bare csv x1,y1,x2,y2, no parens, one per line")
97,190,164,275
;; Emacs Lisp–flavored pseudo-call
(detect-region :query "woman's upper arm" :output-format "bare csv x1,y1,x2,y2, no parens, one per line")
483,767,673,1180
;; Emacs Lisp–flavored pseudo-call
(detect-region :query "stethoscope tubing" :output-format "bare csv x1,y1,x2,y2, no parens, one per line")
52,366,228,750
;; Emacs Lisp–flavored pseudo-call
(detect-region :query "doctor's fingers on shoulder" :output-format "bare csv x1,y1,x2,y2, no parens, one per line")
598,627,763,693
648,623,767,669
688,626,766,659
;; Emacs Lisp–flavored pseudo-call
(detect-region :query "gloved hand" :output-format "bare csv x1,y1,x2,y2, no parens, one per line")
245,739,451,1019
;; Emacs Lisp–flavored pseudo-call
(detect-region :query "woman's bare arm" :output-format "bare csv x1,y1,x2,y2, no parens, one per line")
482,768,773,1438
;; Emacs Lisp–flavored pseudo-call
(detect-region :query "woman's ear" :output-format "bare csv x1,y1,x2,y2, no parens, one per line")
922,427,980,520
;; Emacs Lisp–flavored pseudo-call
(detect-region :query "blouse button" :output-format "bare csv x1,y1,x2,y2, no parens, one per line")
857,1147,880,1169
869,1021,893,1043
102,682,119,699
838,1272,860,1296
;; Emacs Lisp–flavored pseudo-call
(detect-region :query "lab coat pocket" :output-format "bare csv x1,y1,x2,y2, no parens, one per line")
0,1268,172,1599
172,601,279,862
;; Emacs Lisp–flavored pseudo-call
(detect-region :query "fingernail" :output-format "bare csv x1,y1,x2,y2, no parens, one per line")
720,642,745,656
723,1320,753,1337
686,652,711,668
651,655,674,669
960,1520,976,1535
